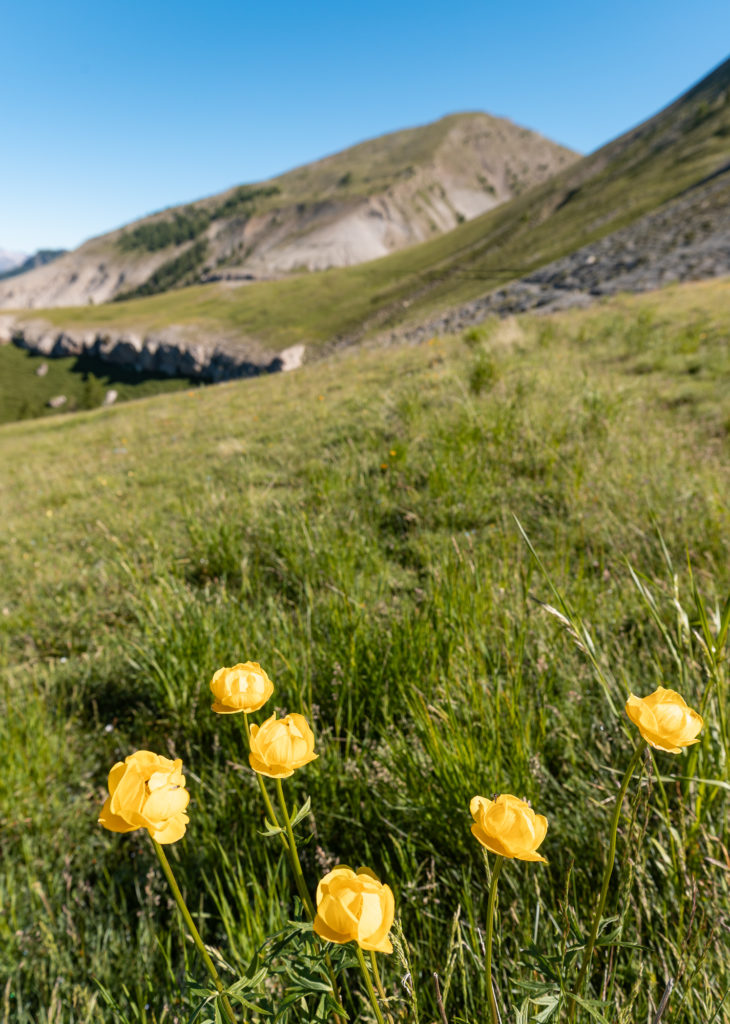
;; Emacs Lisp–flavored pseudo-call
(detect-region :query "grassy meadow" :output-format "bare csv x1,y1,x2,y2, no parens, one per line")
1,278,729,1023
0,344,201,425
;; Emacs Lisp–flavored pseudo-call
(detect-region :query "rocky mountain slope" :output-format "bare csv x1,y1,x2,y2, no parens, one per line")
2,58,728,391
390,169,730,343
0,114,576,309
10,167,727,385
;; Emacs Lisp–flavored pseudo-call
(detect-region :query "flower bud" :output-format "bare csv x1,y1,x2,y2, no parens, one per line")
470,793,547,862
248,713,317,778
625,686,703,753
210,661,274,714
99,751,190,844
313,866,394,953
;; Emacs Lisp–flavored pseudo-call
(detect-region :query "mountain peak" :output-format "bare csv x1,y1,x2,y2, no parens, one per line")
0,113,577,309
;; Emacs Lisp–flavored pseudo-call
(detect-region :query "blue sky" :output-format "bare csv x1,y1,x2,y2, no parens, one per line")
2,1,728,252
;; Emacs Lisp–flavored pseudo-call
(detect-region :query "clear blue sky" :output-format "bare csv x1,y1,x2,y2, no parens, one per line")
2,0,728,253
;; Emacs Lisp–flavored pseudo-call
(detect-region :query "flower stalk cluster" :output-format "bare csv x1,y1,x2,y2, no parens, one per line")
98,652,705,1024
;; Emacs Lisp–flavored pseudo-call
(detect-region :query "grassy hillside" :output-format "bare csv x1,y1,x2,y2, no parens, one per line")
0,343,200,425
1,280,729,1023
11,59,730,354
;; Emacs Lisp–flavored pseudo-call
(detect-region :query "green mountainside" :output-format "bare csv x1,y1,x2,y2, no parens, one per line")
0,112,575,308
5,59,727,361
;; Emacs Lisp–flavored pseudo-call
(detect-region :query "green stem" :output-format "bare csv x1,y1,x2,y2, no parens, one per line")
275,778,316,918
485,855,504,1024
152,840,237,1024
257,774,291,852
242,714,291,854
569,741,647,1020
274,778,344,1022
244,710,339,1011
241,712,252,751
356,946,387,1024
241,715,344,1020
370,950,394,1023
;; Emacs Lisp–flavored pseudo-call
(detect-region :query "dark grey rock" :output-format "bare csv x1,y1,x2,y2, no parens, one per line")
388,170,730,346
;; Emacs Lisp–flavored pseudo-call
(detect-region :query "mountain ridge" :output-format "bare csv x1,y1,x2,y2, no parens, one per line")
0,248,66,282
0,249,28,274
1,57,728,398
0,112,576,309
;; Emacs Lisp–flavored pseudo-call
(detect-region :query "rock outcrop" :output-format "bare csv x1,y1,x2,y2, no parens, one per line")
4,322,305,381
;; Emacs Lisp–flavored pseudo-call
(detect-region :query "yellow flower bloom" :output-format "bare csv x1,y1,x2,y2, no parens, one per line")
470,793,548,862
248,713,318,778
98,751,190,844
313,866,395,953
210,661,274,715
625,686,703,753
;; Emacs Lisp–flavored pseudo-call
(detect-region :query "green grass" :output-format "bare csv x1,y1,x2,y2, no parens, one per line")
0,343,201,425
1,281,729,1023
228,113,503,206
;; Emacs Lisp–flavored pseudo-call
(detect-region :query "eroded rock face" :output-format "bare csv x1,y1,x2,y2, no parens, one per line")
8,321,305,382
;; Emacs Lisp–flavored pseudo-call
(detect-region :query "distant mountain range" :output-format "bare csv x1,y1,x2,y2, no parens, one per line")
0,114,576,308
0,250,28,274
0,249,65,282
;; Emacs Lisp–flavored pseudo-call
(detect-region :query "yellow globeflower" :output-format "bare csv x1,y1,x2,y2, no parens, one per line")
99,751,190,844
210,661,274,714
625,686,703,753
313,866,395,953
248,713,318,778
470,793,548,862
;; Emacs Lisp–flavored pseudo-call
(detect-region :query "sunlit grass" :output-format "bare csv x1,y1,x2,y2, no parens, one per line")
0,282,729,1022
